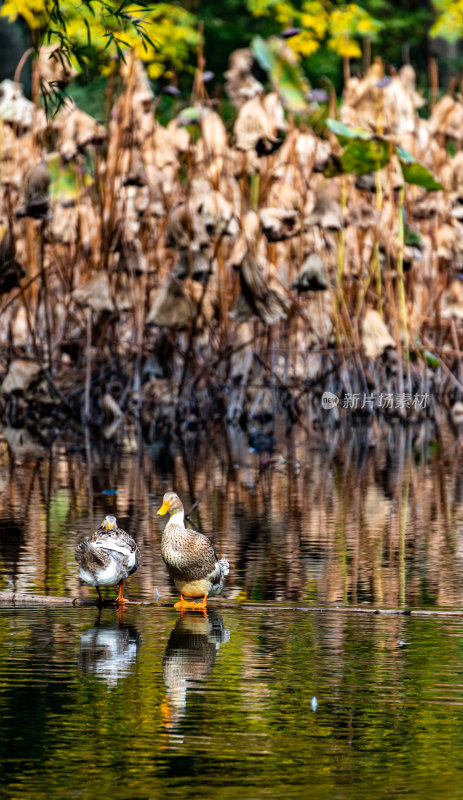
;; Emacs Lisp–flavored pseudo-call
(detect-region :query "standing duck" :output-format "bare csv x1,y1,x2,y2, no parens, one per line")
75,515,140,604
157,492,229,610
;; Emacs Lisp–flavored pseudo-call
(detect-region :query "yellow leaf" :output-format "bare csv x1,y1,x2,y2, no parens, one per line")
288,30,320,57
328,36,362,58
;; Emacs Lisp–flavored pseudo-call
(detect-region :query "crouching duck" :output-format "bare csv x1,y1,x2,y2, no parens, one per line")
75,515,140,604
157,492,229,610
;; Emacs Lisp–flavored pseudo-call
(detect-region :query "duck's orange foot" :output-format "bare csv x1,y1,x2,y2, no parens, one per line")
174,594,188,610
190,595,208,609
116,581,130,604
174,594,208,611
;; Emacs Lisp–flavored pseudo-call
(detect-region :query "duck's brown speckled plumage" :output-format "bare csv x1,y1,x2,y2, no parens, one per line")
157,492,229,604
75,515,140,602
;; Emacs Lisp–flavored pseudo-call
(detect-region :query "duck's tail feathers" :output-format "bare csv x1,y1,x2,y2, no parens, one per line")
219,556,230,577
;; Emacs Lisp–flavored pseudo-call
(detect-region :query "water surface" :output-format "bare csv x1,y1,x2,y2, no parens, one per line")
1,422,463,607
2,423,463,799
2,606,463,800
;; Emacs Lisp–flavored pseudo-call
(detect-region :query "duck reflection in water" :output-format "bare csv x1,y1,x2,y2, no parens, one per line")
78,610,141,687
162,610,230,733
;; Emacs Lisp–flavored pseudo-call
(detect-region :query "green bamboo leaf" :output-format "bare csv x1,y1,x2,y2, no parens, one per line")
83,18,91,46
114,40,127,63
139,29,157,50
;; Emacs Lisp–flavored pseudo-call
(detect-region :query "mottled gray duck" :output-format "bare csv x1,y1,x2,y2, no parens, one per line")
75,515,140,604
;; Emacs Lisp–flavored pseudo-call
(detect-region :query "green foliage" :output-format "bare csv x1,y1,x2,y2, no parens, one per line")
396,146,444,191
328,3,382,58
326,118,373,144
341,137,391,175
246,0,382,59
326,119,444,190
251,35,309,110
0,0,200,80
3,0,463,118
48,153,91,199
431,0,463,42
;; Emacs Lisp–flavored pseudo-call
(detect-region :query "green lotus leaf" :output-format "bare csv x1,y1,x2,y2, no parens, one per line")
340,137,391,175
396,146,443,190
399,161,444,191
326,118,373,146
251,35,273,73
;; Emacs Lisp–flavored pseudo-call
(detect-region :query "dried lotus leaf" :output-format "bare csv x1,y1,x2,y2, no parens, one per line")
305,185,343,230
200,111,228,158
38,45,77,94
224,48,264,108
72,272,115,313
1,360,42,394
146,275,193,329
259,207,299,242
440,279,463,320
361,308,395,359
234,96,279,153
292,253,328,292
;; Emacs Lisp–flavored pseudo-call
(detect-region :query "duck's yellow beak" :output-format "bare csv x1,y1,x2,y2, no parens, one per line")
157,499,170,516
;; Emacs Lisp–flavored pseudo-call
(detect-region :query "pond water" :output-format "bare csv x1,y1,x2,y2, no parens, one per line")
2,607,463,800
2,421,463,799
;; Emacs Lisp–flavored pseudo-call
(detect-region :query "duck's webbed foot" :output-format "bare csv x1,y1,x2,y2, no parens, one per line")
174,594,208,611
174,594,187,611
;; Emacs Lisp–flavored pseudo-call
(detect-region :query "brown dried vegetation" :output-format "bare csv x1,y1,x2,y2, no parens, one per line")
1,50,463,440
